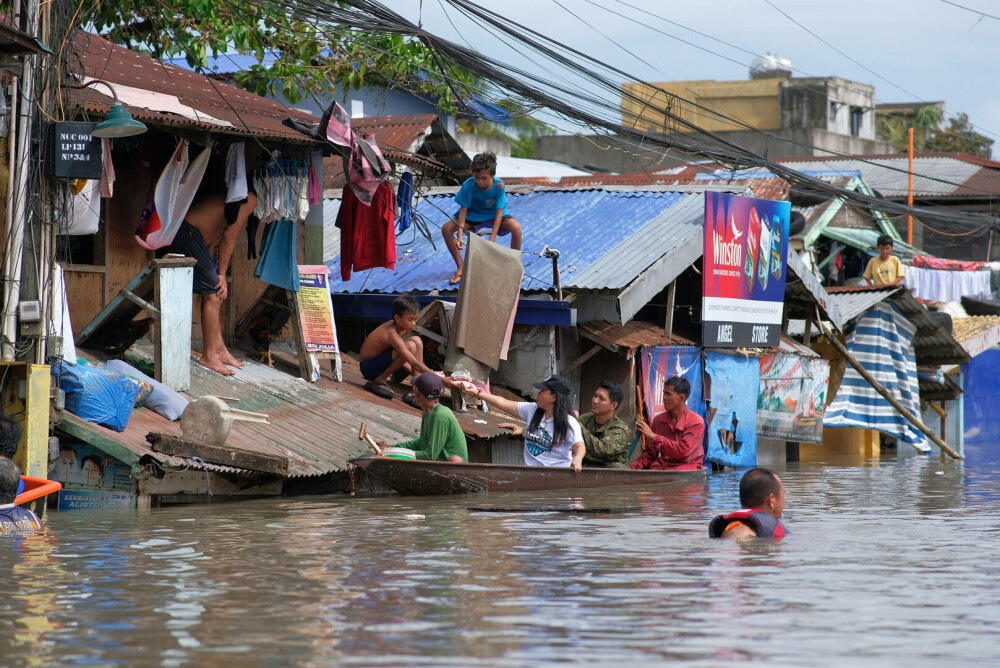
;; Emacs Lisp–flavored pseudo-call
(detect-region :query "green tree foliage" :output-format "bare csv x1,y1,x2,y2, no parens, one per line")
876,105,993,158
84,0,478,112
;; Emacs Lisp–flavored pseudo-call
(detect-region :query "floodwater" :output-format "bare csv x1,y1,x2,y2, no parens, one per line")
2,455,999,667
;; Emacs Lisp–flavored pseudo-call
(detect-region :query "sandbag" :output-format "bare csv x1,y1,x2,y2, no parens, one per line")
52,362,140,432
105,360,189,421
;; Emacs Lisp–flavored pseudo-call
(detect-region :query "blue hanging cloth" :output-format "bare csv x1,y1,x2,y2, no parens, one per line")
254,219,300,292
397,172,414,232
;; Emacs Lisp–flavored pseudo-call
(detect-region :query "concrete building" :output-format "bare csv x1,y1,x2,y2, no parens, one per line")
536,75,896,174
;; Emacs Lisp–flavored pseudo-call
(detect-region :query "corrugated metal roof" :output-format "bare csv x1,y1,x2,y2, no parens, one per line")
773,154,1000,199
327,187,728,295
951,315,1000,358
70,31,321,144
578,320,695,350
821,227,922,257
59,355,425,479
889,291,970,366
825,285,902,322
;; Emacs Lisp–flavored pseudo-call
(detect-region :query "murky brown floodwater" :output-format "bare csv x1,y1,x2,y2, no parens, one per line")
2,454,999,666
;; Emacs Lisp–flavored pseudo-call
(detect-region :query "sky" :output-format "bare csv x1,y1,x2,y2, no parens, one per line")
379,0,1000,155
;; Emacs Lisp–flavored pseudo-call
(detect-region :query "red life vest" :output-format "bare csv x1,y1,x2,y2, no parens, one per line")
708,509,787,538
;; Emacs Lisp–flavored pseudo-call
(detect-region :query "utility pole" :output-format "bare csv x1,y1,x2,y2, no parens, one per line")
1,0,40,361
907,127,914,246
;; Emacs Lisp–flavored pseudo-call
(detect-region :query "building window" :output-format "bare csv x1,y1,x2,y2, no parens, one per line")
850,106,864,137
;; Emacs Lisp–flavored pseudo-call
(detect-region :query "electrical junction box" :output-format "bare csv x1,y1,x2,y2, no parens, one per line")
18,300,41,322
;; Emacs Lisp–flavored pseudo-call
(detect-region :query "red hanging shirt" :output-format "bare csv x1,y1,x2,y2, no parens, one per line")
336,180,395,280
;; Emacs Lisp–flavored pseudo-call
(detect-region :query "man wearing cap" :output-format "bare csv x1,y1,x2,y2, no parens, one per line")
474,374,585,472
379,373,468,462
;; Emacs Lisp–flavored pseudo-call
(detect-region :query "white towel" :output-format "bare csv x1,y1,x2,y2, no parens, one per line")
225,142,247,203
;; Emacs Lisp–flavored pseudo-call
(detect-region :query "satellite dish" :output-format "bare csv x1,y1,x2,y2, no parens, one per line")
750,52,792,80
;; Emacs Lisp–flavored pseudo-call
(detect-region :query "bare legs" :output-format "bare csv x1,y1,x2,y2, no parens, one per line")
441,217,523,284
374,337,423,383
197,293,246,376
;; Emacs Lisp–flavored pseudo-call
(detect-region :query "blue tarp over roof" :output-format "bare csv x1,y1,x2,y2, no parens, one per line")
328,188,698,294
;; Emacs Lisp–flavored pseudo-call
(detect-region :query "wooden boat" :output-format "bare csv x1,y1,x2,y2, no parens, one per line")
349,455,706,496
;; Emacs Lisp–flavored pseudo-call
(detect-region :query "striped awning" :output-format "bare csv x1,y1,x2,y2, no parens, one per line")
824,302,929,452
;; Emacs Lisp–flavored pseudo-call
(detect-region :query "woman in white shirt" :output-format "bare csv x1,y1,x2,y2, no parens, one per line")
473,375,585,472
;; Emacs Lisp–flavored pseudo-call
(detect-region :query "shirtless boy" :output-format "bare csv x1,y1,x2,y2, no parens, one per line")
161,191,257,376
359,296,429,407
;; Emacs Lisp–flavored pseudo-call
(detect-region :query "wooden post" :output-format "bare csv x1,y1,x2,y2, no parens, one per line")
153,258,196,391
664,280,676,339
815,312,961,460
803,318,813,346
907,127,914,246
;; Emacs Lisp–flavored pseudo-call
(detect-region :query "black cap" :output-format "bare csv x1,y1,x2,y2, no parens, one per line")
413,372,443,399
532,374,571,396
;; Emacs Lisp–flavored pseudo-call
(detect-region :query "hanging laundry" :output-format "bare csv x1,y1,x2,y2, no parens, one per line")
225,142,247,203
135,139,210,250
397,172,414,233
903,266,991,302
63,180,101,235
307,152,323,205
99,138,115,198
336,180,395,281
254,218,300,292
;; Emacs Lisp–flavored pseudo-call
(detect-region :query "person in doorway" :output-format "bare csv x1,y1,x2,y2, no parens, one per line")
709,467,788,539
80,455,104,487
863,234,905,287
159,190,258,376
378,373,468,463
441,151,523,285
631,376,705,470
359,295,429,407
472,374,585,472
576,380,631,468
0,458,41,535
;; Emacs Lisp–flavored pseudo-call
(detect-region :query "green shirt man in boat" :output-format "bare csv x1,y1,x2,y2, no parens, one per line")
380,373,468,462
576,380,632,468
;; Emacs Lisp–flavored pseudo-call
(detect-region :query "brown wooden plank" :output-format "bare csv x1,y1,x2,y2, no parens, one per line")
146,432,290,475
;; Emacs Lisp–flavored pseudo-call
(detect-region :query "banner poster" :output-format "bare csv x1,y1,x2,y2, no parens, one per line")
757,353,831,444
48,443,133,492
297,268,339,354
640,346,703,422
702,191,791,348
704,351,759,468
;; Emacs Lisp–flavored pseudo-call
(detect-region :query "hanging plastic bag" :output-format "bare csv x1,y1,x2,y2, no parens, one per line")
62,179,101,235
135,139,210,249
52,362,141,432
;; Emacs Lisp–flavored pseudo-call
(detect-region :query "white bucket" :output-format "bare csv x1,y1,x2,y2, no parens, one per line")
382,447,416,460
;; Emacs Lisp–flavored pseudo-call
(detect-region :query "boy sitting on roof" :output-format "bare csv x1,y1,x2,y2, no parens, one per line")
377,373,468,462
863,234,905,287
359,295,431,407
442,151,523,285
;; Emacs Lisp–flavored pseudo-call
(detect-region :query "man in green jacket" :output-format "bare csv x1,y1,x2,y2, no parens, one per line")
577,380,632,468
380,373,468,462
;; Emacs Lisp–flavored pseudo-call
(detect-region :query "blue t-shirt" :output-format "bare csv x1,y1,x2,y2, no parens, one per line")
454,177,508,223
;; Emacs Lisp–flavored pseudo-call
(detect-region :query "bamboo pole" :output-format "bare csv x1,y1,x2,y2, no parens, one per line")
814,310,961,460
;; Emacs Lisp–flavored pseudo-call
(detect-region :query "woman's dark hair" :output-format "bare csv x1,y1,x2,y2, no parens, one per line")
528,392,572,446
81,454,104,474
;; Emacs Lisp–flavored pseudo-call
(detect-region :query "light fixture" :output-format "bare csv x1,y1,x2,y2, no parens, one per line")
72,79,147,137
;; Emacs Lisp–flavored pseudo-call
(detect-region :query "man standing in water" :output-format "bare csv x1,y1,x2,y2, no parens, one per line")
160,191,257,376
709,467,788,539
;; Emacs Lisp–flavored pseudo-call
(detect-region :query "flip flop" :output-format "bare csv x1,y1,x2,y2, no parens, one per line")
364,380,394,400
402,393,419,409
448,271,462,285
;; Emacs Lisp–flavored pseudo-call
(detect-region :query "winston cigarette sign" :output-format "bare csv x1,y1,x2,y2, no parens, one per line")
702,192,790,347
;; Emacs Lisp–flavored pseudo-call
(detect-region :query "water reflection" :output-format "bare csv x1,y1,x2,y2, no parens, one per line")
1,457,999,665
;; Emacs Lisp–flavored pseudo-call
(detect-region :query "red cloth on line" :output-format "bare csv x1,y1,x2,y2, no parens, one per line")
336,180,395,280
630,407,705,470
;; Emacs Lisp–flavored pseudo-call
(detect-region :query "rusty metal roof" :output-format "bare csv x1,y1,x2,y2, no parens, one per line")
58,353,427,479
0,17,51,55
949,315,1000,359
68,31,322,144
323,114,466,191
578,320,695,350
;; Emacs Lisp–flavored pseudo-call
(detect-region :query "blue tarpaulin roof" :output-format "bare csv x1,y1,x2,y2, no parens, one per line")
327,187,712,296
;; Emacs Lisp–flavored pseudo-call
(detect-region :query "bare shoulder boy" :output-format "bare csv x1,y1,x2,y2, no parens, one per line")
359,296,430,407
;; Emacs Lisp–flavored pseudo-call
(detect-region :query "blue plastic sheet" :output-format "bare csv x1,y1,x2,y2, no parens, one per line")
52,362,140,432
704,351,759,468
962,349,1000,466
